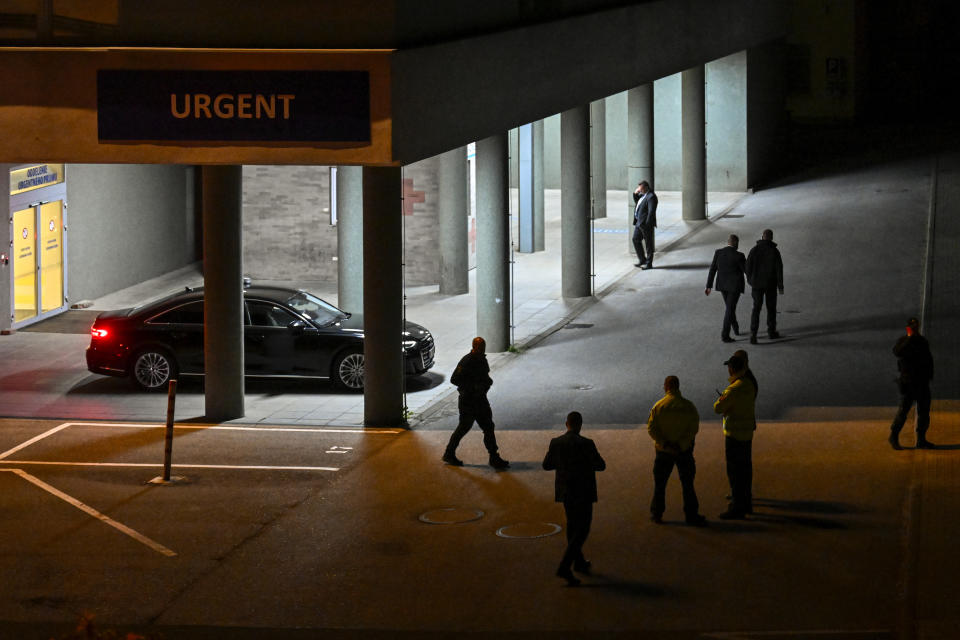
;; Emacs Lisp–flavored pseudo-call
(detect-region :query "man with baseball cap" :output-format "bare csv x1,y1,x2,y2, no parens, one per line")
889,317,935,450
714,353,757,519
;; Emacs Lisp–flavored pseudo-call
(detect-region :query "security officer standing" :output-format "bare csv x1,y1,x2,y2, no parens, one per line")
647,376,707,526
889,317,935,450
442,337,510,469
713,354,757,519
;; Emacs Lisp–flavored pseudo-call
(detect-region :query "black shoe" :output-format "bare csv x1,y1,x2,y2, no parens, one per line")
768,331,781,339
749,334,758,345
718,508,746,520
733,325,741,336
685,514,708,527
641,264,653,270
556,567,581,586
916,439,936,449
888,434,903,450
573,560,592,574
442,453,464,466
721,336,735,343
650,513,663,524
489,455,510,470
635,262,643,267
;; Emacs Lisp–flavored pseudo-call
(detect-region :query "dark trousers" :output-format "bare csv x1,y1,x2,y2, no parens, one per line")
890,382,932,441
724,436,753,514
560,500,593,571
445,395,499,456
632,225,655,265
749,286,778,335
720,290,741,338
651,447,700,518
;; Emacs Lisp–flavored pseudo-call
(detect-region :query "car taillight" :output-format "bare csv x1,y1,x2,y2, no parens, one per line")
91,327,109,339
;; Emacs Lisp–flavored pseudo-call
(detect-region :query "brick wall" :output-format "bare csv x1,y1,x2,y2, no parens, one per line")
242,160,441,286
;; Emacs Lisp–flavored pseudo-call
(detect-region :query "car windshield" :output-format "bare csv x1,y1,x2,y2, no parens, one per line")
285,291,347,327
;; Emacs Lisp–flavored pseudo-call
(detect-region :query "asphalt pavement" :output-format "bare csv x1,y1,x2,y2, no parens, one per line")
0,144,959,638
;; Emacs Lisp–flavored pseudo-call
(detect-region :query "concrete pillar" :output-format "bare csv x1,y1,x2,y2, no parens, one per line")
518,124,535,253
475,133,511,352
438,147,469,295
561,105,592,299
627,84,654,248
336,165,363,313
202,165,244,421
590,99,607,219
362,166,404,427
682,65,707,221
533,120,545,252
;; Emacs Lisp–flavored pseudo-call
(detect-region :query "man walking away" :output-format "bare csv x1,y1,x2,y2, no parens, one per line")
714,354,757,519
647,376,707,526
889,317,935,450
706,234,746,343
745,229,784,344
543,411,606,586
632,180,658,269
443,337,510,469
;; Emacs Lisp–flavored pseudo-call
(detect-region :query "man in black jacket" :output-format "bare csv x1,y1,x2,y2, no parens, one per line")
706,234,746,342
443,337,510,469
889,317,935,449
632,180,658,269
745,229,784,344
543,411,606,586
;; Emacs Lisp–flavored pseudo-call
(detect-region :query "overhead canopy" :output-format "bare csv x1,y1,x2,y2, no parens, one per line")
0,0,786,166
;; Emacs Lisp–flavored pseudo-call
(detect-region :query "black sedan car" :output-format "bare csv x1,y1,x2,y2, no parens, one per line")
86,284,435,391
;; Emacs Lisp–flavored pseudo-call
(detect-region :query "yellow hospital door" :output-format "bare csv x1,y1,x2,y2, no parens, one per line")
12,200,65,324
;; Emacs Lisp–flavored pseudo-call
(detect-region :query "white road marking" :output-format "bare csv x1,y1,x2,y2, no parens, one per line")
0,422,73,460
701,631,889,638
0,460,339,471
0,468,176,557
58,422,403,435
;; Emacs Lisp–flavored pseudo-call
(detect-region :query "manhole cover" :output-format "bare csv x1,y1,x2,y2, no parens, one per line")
496,522,562,539
419,507,485,524
564,323,593,329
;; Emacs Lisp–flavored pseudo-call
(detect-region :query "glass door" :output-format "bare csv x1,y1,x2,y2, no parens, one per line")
12,206,38,323
39,200,64,314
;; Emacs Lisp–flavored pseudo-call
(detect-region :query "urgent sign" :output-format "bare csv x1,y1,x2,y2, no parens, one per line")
97,69,370,143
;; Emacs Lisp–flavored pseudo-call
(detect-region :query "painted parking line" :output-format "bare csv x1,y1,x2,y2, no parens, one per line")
0,460,340,471
0,422,74,460
1,468,176,557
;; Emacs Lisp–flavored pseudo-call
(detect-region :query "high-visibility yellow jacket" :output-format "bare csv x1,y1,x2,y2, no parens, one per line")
713,375,757,441
647,391,699,453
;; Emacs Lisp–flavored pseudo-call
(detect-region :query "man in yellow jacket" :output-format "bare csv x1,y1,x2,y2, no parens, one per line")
647,376,707,526
714,354,757,519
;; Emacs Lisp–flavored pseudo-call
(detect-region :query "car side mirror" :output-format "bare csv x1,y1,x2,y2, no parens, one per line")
287,319,306,334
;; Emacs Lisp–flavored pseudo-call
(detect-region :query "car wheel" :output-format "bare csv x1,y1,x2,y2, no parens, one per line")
333,348,364,391
131,348,177,391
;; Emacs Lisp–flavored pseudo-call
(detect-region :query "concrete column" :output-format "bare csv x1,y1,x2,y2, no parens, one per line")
518,124,535,253
590,99,607,219
362,166,404,427
627,84,654,248
561,105,592,299
438,147,468,294
682,65,707,221
336,165,363,313
475,133,511,352
202,165,244,422
0,164,11,334
533,119,545,252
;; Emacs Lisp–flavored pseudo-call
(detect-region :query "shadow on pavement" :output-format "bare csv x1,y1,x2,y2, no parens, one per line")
577,576,671,597
653,262,712,270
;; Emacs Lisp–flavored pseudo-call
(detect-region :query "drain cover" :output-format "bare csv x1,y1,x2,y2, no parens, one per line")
496,522,562,539
419,507,484,524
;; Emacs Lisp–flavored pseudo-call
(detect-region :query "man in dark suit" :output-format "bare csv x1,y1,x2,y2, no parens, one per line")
706,234,746,343
745,228,784,344
543,411,606,586
632,180,658,269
